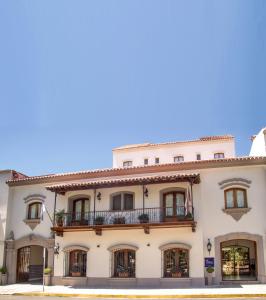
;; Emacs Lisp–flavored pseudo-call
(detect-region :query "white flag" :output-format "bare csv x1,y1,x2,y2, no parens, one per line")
41,203,46,220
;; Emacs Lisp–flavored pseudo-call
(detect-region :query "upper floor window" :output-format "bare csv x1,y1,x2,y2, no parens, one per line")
123,161,132,167
73,198,90,222
224,188,247,209
155,157,160,164
28,202,41,219
144,158,149,165
214,153,225,159
111,192,134,211
196,154,201,160
174,156,184,163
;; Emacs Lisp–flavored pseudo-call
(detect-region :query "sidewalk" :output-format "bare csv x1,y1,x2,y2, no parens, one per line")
1,283,266,298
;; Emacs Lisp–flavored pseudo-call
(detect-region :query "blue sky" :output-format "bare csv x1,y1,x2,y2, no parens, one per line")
0,1,265,176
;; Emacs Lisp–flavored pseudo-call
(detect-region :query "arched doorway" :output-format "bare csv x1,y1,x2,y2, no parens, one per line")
221,240,257,281
16,245,47,282
214,233,264,284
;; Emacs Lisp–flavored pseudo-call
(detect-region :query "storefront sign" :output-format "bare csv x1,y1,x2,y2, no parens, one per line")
204,257,214,268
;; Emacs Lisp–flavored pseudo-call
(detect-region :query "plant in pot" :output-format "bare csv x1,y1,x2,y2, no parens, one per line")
0,267,7,285
43,267,52,286
55,209,65,227
171,267,182,278
138,213,149,224
71,265,81,277
95,216,105,225
113,216,126,224
117,265,129,278
206,266,214,285
185,212,193,220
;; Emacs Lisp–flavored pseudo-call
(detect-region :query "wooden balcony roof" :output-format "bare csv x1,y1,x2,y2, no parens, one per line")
46,173,200,195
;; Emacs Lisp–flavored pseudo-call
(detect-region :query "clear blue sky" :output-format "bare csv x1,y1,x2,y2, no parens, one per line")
0,1,265,176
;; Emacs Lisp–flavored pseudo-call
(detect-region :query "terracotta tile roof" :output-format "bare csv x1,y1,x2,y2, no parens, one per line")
6,156,266,187
46,173,200,194
113,135,234,150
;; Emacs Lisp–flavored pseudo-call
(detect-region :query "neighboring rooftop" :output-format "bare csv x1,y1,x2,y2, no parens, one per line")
113,135,234,151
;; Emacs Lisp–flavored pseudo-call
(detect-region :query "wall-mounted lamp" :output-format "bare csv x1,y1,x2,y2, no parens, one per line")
54,243,60,255
144,187,149,198
97,192,101,201
207,239,212,255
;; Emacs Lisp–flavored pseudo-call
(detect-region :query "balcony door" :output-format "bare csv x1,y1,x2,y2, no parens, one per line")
163,191,185,221
72,198,90,225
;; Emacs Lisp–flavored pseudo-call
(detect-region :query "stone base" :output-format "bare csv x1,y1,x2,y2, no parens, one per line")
52,276,205,288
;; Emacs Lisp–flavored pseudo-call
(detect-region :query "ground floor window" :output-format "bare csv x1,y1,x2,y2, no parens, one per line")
164,248,189,278
221,239,257,281
69,250,87,277
113,249,136,278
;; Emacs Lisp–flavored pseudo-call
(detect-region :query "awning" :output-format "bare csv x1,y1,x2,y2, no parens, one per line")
46,173,200,194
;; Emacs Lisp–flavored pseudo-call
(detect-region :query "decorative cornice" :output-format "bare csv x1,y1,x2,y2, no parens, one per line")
219,178,251,190
159,242,192,251
63,245,90,252
108,244,138,252
24,194,46,203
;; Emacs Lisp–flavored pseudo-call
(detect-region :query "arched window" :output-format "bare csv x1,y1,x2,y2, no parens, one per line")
111,192,134,211
164,248,189,278
224,188,247,209
69,250,87,277
113,249,136,278
28,202,42,219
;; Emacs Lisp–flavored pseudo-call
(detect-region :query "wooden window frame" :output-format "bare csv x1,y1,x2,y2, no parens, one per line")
69,250,87,277
144,158,149,165
72,198,90,224
163,191,186,219
224,188,248,209
155,157,160,164
163,248,189,278
113,249,136,278
27,202,41,220
111,192,134,211
196,154,201,160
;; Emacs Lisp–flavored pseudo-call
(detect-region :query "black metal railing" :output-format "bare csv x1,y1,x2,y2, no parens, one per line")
57,205,194,227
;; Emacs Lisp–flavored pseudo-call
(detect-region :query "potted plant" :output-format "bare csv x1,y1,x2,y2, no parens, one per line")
43,267,52,286
138,213,149,223
95,216,105,225
0,267,7,285
185,212,193,220
171,267,182,278
117,266,129,278
113,217,126,224
206,266,214,285
55,209,65,227
70,265,81,277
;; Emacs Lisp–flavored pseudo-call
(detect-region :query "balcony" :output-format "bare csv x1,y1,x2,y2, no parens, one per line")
53,206,196,236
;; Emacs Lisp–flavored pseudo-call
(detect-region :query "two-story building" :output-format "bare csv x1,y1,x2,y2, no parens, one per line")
3,130,266,287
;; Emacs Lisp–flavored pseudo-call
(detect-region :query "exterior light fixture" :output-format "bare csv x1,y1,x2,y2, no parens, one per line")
54,243,60,255
97,192,101,201
144,187,149,198
207,239,212,255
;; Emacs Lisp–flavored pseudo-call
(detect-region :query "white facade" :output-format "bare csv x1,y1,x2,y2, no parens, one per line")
250,128,266,157
113,136,235,168
2,131,266,287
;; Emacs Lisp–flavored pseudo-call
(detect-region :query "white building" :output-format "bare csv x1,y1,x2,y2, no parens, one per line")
2,129,266,287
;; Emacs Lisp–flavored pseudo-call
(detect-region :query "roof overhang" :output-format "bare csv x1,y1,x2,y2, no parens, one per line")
46,173,200,195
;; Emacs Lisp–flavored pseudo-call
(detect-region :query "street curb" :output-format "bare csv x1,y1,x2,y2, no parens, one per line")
10,292,266,298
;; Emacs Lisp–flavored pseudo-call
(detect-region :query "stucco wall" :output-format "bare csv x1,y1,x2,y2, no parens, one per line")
113,140,235,167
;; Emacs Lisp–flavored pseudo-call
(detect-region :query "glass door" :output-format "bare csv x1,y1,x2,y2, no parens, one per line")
163,192,185,221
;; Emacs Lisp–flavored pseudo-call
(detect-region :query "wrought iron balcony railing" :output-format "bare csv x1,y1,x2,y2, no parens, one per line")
56,206,194,227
